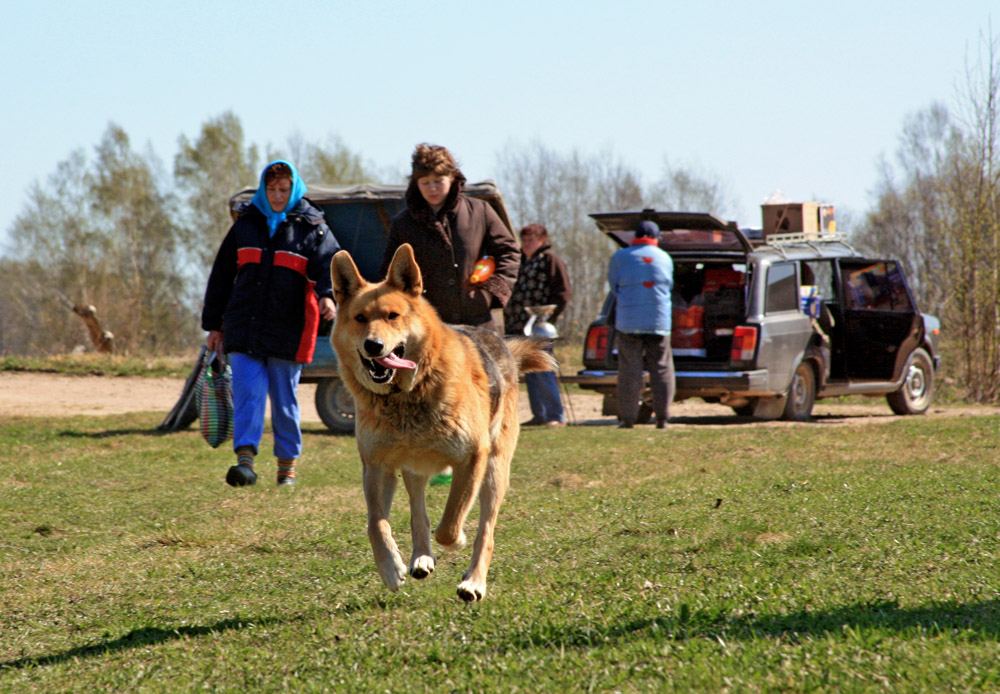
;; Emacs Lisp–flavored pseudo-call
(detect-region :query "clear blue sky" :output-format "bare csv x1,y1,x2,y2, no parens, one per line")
1,1,995,250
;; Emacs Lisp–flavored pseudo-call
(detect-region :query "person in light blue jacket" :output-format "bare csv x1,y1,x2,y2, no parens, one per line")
607,220,675,429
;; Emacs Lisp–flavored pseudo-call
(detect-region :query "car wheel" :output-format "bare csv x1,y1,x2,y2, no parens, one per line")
315,377,356,434
886,348,934,415
782,362,816,421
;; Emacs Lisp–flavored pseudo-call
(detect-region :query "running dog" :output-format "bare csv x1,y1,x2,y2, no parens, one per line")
330,243,555,602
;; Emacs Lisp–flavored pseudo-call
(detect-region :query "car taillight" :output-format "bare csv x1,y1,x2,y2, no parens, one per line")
585,325,610,361
731,326,758,362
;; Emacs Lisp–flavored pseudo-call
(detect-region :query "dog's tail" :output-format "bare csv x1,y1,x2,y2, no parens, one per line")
506,337,558,375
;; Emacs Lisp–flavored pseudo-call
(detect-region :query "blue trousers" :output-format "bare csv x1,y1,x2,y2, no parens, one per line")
229,352,303,459
525,370,565,423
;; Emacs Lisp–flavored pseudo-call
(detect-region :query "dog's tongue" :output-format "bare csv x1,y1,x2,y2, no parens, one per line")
375,353,416,370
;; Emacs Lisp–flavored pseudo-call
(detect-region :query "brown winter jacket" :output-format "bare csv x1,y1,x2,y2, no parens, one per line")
380,173,519,330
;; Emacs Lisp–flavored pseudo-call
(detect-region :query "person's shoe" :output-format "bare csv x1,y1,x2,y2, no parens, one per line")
276,458,296,487
618,421,634,429
226,463,257,487
521,417,545,426
655,419,669,429
545,420,567,427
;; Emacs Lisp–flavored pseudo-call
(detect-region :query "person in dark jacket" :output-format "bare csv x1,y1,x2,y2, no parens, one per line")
380,143,519,332
203,160,340,487
503,223,572,426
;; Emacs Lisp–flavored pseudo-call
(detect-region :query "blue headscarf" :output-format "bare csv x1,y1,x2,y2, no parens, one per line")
250,160,308,237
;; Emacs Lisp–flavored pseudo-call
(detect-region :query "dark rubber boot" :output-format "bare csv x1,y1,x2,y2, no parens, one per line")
226,463,257,487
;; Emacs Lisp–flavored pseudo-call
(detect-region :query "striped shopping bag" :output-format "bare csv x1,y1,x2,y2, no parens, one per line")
195,349,233,448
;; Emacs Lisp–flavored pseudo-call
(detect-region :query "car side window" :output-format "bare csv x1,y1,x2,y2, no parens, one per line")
843,261,914,312
765,262,798,313
802,261,835,301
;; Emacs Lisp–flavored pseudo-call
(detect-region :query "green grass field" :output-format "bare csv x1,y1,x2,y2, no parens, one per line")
1,407,999,692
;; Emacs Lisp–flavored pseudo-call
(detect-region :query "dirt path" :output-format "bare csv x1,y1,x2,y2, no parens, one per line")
1,372,996,427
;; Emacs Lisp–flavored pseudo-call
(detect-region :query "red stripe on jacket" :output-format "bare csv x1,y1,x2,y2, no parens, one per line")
237,247,262,268
274,251,308,276
296,279,320,363
272,252,318,362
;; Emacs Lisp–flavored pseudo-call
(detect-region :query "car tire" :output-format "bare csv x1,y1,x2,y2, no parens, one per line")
315,377,356,434
886,347,934,415
782,362,816,422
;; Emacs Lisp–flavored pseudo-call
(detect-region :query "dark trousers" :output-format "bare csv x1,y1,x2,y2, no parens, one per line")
616,332,675,424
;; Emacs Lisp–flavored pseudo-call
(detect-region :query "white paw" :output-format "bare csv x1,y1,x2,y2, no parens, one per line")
378,553,408,591
457,577,486,602
437,529,467,553
409,554,436,579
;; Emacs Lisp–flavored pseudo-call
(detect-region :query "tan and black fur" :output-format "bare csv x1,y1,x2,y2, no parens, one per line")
330,243,555,601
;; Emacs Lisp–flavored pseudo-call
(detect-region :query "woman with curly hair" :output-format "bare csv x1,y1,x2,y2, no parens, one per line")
380,144,519,332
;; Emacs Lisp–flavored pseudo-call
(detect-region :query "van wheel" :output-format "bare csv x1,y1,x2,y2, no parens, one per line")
782,362,816,421
887,348,934,415
315,378,356,434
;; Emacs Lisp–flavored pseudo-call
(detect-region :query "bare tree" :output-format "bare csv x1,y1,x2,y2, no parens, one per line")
648,159,736,217
1,125,198,356
857,30,1000,401
270,131,378,186
174,111,260,277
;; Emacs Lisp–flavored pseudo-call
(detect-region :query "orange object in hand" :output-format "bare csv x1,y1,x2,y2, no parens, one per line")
469,256,495,284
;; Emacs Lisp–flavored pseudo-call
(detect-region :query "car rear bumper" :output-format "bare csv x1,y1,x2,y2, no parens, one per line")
563,368,772,397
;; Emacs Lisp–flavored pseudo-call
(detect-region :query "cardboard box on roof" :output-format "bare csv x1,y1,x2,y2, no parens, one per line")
761,202,835,239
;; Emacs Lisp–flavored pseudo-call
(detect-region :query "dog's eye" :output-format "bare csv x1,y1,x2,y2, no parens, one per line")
354,313,368,324
387,312,399,321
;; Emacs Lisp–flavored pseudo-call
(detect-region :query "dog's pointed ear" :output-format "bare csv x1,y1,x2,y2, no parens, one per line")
331,250,366,304
385,243,423,297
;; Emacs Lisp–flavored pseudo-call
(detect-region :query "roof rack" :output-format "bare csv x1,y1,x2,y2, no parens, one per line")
765,231,840,245
759,231,859,259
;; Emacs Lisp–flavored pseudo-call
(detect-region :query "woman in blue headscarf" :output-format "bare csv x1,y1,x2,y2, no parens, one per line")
203,160,340,487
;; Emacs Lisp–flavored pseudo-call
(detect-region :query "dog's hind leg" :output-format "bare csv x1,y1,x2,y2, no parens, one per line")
456,405,516,602
456,447,511,602
363,460,407,591
402,469,435,580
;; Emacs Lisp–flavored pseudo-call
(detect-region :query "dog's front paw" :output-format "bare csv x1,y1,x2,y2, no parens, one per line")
436,528,467,553
409,554,436,580
378,553,408,591
457,577,486,603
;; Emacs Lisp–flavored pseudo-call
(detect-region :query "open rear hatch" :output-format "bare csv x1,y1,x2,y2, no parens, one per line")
589,210,753,254
590,210,752,364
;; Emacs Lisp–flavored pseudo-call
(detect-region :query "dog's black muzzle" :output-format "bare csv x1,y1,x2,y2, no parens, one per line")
363,338,384,357
358,338,407,385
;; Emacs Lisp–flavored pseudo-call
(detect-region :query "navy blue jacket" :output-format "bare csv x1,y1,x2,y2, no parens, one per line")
202,199,340,363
